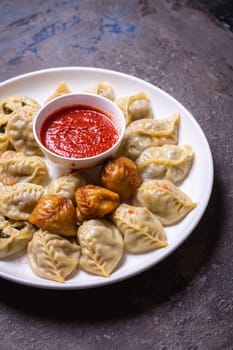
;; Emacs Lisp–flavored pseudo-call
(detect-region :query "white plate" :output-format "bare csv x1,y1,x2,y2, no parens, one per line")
0,67,214,289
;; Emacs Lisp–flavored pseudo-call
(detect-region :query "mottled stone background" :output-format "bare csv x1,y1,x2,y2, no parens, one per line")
0,1,233,349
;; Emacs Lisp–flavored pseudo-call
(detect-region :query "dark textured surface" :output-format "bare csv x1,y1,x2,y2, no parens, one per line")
0,1,233,349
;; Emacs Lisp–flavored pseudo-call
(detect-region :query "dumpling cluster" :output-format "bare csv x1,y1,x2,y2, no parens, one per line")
0,83,197,284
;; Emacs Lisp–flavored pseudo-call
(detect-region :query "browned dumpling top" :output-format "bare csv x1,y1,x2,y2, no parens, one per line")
29,194,77,236
100,156,142,200
75,184,120,222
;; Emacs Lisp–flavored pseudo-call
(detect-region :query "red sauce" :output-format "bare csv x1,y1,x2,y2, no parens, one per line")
40,105,119,158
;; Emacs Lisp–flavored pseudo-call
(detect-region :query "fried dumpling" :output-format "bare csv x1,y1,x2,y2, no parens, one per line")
86,82,115,101
75,184,120,222
27,229,80,283
133,179,197,225
120,113,180,160
46,82,71,102
116,92,153,126
136,144,194,184
78,219,123,277
112,204,167,253
0,95,40,116
0,215,35,258
46,171,87,202
0,183,44,220
29,194,77,236
6,107,42,156
100,156,142,200
0,151,48,186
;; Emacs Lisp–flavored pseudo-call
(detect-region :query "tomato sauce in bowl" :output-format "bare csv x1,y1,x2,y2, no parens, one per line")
40,105,119,158
33,93,125,169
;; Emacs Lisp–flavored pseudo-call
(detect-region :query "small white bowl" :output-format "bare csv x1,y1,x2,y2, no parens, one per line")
33,93,126,169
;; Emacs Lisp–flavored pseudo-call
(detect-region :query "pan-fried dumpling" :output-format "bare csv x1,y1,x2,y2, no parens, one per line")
46,171,86,202
120,113,180,160
116,92,153,126
0,151,48,185
78,219,123,277
75,185,120,222
0,183,44,220
86,82,115,101
133,179,197,225
6,107,42,156
100,156,142,200
0,114,9,154
136,144,194,184
112,204,167,253
27,229,80,283
0,95,40,116
46,82,71,101
0,215,35,258
29,194,77,236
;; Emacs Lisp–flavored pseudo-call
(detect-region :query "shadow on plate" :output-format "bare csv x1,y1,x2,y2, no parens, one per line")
0,173,223,322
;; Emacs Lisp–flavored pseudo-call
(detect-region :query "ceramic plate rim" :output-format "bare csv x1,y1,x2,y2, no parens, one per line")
0,66,214,289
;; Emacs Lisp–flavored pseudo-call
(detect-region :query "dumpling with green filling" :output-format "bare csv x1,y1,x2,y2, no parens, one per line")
120,113,180,160
0,215,35,258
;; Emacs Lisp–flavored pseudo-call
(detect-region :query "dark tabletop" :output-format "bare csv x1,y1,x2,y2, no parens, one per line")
0,1,233,349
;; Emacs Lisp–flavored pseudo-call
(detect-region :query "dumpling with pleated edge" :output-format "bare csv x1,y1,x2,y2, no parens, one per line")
78,219,124,277
136,144,194,184
46,171,87,203
115,92,153,126
85,82,115,101
0,183,44,221
112,204,167,253
132,179,197,225
29,194,77,236
27,229,80,283
6,107,42,156
0,151,48,186
0,215,36,258
119,113,180,160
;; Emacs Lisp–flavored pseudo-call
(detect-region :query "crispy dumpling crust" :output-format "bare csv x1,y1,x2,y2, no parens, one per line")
0,215,35,258
29,194,77,236
112,204,167,253
75,184,120,222
27,229,80,283
0,151,48,186
133,179,197,225
100,156,142,200
78,219,124,277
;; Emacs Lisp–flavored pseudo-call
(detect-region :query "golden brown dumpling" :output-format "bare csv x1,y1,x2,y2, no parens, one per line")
100,156,142,200
29,194,77,236
75,184,120,222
